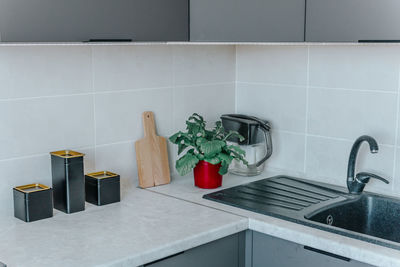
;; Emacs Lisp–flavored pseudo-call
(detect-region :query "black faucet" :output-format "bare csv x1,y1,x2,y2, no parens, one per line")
347,135,389,194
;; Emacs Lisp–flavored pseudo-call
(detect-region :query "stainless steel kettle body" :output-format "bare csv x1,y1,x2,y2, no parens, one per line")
221,114,273,176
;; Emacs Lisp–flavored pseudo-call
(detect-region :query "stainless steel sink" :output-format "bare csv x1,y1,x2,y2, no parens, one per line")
305,194,400,243
204,175,400,250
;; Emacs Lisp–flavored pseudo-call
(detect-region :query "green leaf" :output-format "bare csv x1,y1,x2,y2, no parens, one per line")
177,142,188,155
205,129,215,139
186,122,205,136
218,162,229,175
204,157,221,165
169,132,183,144
188,113,205,125
200,140,225,157
223,131,245,142
227,145,245,155
176,153,200,176
195,137,207,146
217,153,233,165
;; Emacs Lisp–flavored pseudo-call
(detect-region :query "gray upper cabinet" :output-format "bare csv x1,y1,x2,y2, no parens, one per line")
0,0,188,42
190,0,305,42
306,0,400,42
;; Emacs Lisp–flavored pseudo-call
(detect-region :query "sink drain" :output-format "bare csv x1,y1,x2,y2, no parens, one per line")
326,215,334,225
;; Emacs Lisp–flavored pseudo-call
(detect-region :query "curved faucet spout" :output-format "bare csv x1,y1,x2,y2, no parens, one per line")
347,135,379,193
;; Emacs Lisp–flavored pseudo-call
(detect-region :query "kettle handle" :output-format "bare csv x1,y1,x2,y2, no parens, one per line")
249,124,273,168
227,114,273,168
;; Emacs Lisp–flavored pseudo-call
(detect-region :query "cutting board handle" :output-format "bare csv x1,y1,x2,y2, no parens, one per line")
142,111,156,137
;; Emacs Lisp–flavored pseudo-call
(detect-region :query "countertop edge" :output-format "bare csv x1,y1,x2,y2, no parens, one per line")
99,219,248,267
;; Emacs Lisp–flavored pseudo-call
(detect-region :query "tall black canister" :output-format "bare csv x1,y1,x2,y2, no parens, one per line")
50,150,85,213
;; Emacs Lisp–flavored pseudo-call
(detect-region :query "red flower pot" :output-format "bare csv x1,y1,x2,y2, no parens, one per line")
193,160,223,189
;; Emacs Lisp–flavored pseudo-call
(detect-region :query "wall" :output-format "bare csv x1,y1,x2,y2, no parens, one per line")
0,44,236,218
236,44,400,196
3,42,399,220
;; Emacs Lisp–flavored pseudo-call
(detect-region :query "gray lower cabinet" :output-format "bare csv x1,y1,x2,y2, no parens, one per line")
143,232,245,267
252,231,373,267
306,0,400,42
190,0,305,42
0,0,188,42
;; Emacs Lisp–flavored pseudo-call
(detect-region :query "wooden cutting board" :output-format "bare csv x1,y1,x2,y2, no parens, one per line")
135,111,171,188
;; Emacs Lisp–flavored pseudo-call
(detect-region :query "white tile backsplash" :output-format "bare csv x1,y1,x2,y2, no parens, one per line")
265,131,305,174
95,88,174,145
393,148,400,195
308,87,397,145
309,45,400,92
236,44,400,197
173,83,235,131
92,45,173,92
0,44,236,219
236,83,307,133
95,142,136,196
173,45,236,86
236,45,308,85
0,46,92,99
2,42,400,219
0,94,95,160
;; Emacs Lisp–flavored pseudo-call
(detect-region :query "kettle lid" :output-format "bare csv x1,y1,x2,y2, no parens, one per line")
220,114,271,145
221,114,270,130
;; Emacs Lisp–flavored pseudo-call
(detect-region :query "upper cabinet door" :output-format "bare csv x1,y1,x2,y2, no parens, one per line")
190,0,305,42
0,0,188,42
306,0,400,42
88,0,188,42
0,0,92,42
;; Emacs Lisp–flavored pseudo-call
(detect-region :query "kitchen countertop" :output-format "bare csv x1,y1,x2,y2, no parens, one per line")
0,188,247,267
147,171,400,267
2,171,400,267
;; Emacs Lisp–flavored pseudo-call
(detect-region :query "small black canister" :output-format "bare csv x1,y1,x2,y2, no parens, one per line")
50,150,85,214
85,171,120,206
13,184,53,222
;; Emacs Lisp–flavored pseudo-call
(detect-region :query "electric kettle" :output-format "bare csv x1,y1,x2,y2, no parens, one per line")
221,114,273,176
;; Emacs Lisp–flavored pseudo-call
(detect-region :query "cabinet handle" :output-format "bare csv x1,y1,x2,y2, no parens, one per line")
359,40,400,43
83,39,132,43
303,246,350,262
143,251,185,266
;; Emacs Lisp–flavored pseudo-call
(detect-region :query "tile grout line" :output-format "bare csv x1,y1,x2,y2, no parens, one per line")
90,46,97,171
0,92,94,102
391,64,400,191
172,46,177,133
234,45,238,113
235,81,398,95
306,133,395,148
0,145,96,163
303,45,310,174
0,82,234,103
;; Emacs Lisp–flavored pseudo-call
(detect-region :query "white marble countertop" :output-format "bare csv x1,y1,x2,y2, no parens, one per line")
2,171,400,267
0,188,247,267
147,171,400,267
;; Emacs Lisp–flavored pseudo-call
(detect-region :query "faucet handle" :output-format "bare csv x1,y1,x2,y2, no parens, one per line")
355,172,389,184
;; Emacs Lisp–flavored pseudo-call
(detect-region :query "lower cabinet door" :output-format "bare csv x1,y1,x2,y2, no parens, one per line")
252,232,374,267
144,233,241,267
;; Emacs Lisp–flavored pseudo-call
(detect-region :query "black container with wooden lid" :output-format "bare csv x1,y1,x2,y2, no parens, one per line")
50,150,85,214
13,184,53,222
85,171,120,206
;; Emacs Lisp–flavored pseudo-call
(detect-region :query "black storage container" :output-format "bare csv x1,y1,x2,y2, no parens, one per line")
50,150,85,214
13,184,53,222
85,171,120,206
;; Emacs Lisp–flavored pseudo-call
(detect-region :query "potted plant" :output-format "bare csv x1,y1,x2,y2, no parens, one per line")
169,113,247,189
